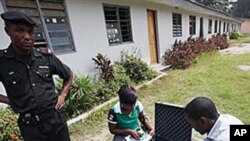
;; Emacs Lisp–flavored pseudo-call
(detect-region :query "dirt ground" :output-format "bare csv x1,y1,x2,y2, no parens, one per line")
220,43,250,55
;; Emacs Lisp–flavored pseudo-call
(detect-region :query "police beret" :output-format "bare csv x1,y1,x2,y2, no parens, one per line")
1,11,37,26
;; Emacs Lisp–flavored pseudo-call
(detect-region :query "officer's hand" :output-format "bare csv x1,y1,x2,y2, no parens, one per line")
55,94,66,110
127,129,140,140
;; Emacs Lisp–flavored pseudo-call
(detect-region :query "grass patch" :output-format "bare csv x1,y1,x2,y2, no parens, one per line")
230,33,250,45
69,51,250,140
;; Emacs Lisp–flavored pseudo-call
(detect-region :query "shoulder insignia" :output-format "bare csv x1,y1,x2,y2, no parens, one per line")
0,50,5,58
37,47,53,55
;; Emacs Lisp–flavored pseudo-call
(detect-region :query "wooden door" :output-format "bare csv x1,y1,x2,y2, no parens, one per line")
147,10,158,64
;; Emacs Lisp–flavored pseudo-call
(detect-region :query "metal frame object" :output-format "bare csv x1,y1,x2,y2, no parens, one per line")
155,102,192,141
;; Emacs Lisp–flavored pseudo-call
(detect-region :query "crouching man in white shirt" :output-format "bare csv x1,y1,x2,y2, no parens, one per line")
184,96,244,141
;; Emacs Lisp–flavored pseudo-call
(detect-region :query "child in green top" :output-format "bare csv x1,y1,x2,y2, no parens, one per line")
107,85,154,141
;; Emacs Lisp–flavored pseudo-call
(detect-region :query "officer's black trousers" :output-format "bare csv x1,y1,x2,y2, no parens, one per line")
18,109,70,141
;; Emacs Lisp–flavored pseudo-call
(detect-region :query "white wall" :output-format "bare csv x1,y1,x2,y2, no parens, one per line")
0,0,241,93
0,3,7,95
0,4,9,48
63,0,154,76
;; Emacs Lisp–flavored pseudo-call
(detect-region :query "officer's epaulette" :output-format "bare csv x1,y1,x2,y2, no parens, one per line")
37,47,53,55
0,49,4,58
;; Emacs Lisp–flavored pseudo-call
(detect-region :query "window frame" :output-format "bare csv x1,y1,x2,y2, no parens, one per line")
208,19,212,34
172,13,182,37
189,15,196,35
214,20,218,33
227,22,229,32
219,21,221,34
223,22,226,33
2,0,76,54
103,3,133,45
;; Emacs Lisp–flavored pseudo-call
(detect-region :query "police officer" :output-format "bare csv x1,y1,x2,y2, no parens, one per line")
0,11,73,141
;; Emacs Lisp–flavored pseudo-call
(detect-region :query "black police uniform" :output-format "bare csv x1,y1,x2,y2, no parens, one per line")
0,11,72,141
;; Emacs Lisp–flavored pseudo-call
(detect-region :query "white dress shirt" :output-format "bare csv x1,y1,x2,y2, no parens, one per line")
202,114,244,141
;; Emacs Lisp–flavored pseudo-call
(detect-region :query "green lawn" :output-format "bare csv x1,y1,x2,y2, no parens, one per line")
69,51,250,140
230,33,250,45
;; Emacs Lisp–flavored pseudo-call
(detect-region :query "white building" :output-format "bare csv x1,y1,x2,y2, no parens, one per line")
0,0,242,94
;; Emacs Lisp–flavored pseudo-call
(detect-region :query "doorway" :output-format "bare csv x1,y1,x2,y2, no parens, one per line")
147,10,159,64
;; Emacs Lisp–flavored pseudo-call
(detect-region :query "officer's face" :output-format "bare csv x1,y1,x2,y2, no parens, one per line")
5,23,35,53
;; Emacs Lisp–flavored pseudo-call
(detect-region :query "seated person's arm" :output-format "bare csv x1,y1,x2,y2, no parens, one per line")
108,122,140,139
108,109,140,140
139,111,155,136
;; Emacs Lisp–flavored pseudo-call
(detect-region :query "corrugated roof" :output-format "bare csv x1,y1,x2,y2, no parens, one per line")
146,0,242,23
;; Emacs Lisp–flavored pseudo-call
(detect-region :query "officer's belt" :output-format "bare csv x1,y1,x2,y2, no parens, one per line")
19,109,56,123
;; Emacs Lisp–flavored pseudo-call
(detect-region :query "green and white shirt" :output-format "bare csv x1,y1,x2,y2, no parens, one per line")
107,100,144,130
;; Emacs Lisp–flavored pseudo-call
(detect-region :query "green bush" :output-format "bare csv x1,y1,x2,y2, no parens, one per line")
93,78,119,103
57,76,98,119
0,108,22,141
230,31,243,39
56,50,158,120
92,63,131,104
120,49,158,83
113,62,131,85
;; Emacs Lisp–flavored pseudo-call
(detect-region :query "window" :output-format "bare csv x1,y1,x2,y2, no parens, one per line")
223,22,226,32
214,20,218,33
172,13,182,37
103,4,133,45
208,19,212,34
219,21,221,34
3,0,75,54
189,16,196,35
227,22,229,32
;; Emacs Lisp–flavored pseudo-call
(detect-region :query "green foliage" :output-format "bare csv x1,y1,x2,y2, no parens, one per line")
120,49,158,83
230,31,243,40
113,62,131,85
0,108,22,141
56,50,158,120
92,53,115,82
93,78,119,103
57,76,97,119
230,33,250,45
194,0,229,12
71,52,250,140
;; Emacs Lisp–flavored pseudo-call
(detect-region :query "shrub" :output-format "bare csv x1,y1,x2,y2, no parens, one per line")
93,78,119,103
120,49,158,83
57,76,97,119
162,35,224,69
113,62,131,86
163,39,196,69
55,50,158,120
0,108,22,141
230,31,243,39
212,34,229,49
92,53,115,82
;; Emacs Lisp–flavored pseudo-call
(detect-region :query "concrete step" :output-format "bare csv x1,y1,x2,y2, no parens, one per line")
150,64,171,73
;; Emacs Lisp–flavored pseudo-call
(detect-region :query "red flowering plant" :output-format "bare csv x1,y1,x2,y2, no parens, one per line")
0,107,22,141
